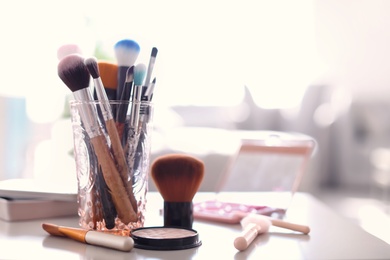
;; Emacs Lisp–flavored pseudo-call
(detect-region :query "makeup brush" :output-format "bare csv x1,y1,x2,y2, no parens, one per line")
114,39,140,102
123,63,147,184
130,63,147,130
58,54,137,224
144,47,158,90
85,56,138,216
96,165,117,229
144,77,156,101
42,223,134,252
199,208,310,233
234,214,310,251
116,66,134,139
95,61,118,101
57,43,82,60
151,154,205,228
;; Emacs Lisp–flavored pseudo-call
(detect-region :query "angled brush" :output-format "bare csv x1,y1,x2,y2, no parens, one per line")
114,39,140,102
58,54,137,224
93,61,118,101
151,154,205,228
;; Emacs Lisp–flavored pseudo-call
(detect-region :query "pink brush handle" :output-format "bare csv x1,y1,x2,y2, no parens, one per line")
234,223,259,251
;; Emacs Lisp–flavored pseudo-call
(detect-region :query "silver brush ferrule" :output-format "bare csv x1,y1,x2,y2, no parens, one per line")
73,89,102,138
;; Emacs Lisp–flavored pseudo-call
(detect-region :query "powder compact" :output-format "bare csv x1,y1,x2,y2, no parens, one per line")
131,226,202,250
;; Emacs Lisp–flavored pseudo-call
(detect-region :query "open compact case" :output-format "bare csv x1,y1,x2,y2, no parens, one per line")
131,226,202,250
193,131,316,223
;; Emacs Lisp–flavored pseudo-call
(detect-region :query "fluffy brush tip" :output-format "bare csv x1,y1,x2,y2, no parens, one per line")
58,54,90,93
151,154,205,201
114,39,141,67
133,63,147,86
57,44,82,60
84,57,100,79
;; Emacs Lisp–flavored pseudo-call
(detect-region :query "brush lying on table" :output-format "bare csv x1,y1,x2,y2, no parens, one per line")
42,223,134,252
234,214,310,251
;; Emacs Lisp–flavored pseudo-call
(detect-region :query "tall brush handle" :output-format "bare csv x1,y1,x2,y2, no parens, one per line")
234,223,259,251
106,118,138,214
90,134,137,224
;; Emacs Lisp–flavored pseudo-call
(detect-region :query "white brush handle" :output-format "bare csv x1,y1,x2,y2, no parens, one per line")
234,223,259,251
85,231,134,252
270,218,311,234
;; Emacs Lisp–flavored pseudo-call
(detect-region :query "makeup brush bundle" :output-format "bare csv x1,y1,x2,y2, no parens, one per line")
57,39,158,233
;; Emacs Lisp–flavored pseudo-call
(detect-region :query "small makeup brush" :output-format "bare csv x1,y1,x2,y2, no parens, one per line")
85,56,138,216
116,66,134,139
96,61,118,101
123,63,147,186
96,165,117,229
42,223,134,252
130,63,147,130
58,54,137,224
57,43,82,60
114,39,140,102
144,77,156,101
151,154,205,228
144,47,158,89
234,214,310,251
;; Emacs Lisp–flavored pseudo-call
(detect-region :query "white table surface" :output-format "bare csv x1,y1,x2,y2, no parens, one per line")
1,192,390,259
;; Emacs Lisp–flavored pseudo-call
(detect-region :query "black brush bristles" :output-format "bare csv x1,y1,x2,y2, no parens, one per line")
58,54,90,92
84,57,100,79
151,47,158,58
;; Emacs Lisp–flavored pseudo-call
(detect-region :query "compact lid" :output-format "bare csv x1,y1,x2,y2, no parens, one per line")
131,226,202,250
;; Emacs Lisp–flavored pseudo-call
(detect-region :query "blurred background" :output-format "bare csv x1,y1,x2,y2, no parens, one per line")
1,0,390,243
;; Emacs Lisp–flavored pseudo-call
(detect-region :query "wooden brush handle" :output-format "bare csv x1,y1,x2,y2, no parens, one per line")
234,223,259,251
106,118,138,213
90,134,137,224
270,218,310,234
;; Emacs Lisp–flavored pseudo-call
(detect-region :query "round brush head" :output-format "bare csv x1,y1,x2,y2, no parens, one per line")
151,154,205,228
57,54,90,92
114,39,141,67
241,214,271,233
84,57,100,79
57,43,82,60
151,154,205,202
134,63,147,87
